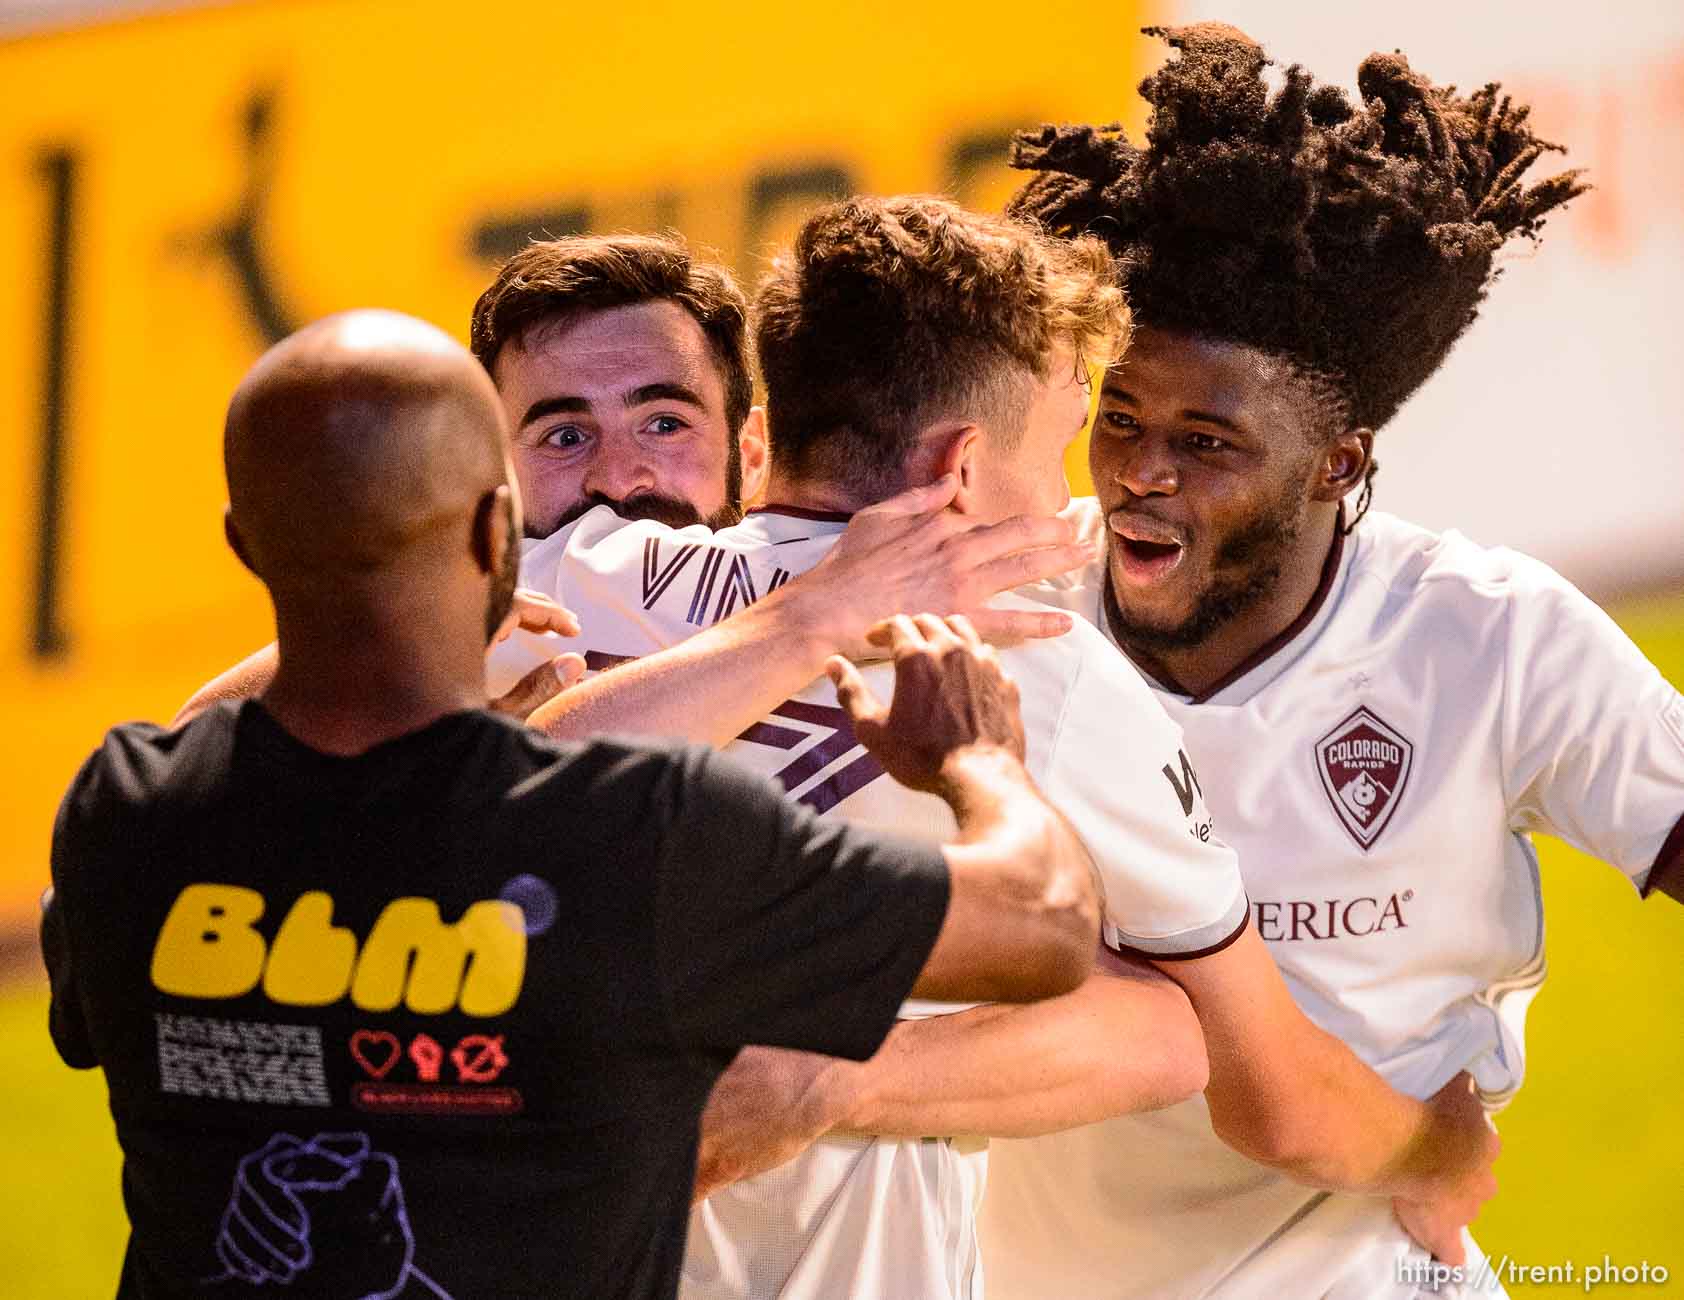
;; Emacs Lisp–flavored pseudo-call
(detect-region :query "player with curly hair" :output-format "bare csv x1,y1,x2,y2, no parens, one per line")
488,192,1504,1299
975,24,1683,1298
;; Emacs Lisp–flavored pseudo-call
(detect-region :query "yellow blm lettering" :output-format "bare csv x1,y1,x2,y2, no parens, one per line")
148,884,527,1017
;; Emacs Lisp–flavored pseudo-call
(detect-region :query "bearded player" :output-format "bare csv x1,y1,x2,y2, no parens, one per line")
488,194,1500,1298
965,24,1684,1299
490,196,1231,1298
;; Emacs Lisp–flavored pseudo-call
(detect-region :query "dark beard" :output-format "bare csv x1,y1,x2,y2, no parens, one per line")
530,440,746,537
1105,488,1304,653
541,491,742,536
484,494,522,643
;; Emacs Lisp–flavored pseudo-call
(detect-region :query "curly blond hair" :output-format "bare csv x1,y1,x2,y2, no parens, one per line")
755,194,1125,498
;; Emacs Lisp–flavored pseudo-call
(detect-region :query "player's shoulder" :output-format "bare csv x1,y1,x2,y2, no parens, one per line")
1351,510,1589,619
505,722,695,789
993,586,1179,742
522,505,721,572
53,707,241,859
519,506,818,596
505,726,748,826
93,706,238,804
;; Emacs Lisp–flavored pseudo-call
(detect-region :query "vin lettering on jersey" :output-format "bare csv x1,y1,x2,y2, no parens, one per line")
641,537,701,608
643,536,767,627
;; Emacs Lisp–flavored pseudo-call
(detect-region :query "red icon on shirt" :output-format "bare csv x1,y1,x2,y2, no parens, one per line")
348,1030,402,1080
450,1035,509,1084
408,1034,444,1082
349,1031,510,1084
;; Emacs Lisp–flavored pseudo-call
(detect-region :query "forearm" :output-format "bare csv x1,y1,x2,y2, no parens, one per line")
527,581,841,746
918,749,1100,1003
838,966,1206,1139
1163,924,1487,1200
1202,1012,1449,1198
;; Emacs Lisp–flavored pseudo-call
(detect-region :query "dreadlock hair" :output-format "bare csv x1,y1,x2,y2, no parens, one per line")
1007,22,1586,528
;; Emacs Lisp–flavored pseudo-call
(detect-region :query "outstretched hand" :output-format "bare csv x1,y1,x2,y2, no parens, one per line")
827,613,1027,794
807,476,1090,659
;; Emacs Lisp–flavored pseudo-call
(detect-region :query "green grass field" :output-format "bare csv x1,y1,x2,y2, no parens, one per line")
2,594,1681,1297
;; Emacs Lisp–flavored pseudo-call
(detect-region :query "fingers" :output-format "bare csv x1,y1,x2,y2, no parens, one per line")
866,614,925,656
945,614,983,651
955,512,1079,565
868,612,1014,660
966,606,1075,646
910,613,963,652
858,473,959,519
492,655,583,721
510,589,582,638
827,656,885,730
1392,1200,1467,1267
558,653,587,688
968,540,1095,595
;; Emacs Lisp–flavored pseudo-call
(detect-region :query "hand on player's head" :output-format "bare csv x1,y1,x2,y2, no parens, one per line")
814,477,1085,658
826,613,1027,794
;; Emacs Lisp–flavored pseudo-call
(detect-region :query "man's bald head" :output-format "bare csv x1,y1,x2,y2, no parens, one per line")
224,310,518,638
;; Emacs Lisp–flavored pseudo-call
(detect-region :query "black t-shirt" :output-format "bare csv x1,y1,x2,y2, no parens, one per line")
45,702,948,1299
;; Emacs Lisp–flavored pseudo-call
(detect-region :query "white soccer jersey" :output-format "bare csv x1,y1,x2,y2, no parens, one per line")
980,501,1684,1300
488,503,1248,1300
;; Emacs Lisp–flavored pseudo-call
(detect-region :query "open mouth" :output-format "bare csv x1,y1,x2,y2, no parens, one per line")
1108,512,1186,584
1121,537,1181,563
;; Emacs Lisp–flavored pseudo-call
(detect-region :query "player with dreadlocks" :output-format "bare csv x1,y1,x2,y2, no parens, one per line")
976,24,1684,1299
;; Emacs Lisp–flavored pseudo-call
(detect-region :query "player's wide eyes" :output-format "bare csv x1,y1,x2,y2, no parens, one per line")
1100,410,1139,433
1186,432,1227,452
646,415,688,436
541,425,587,449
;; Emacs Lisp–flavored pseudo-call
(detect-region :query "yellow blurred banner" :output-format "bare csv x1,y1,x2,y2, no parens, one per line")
0,0,1156,923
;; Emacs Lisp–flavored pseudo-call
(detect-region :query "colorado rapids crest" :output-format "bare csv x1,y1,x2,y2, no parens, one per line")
1314,707,1414,850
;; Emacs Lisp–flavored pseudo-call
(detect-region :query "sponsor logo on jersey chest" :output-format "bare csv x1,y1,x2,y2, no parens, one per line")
1314,706,1414,850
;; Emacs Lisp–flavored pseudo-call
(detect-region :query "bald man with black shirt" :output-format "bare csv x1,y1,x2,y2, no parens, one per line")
40,310,1098,1300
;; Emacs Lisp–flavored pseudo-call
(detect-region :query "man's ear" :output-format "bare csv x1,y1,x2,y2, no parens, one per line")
936,426,985,515
223,507,258,576
1314,428,1374,503
471,484,513,576
739,406,770,507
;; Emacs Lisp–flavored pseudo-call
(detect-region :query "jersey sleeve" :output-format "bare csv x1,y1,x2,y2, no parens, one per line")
651,746,951,1059
1498,556,1684,898
1039,635,1250,959
40,889,97,1069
